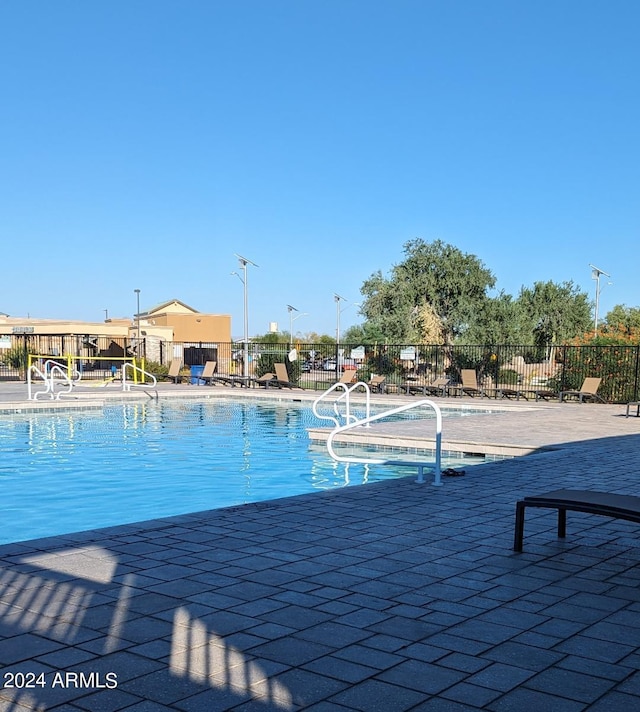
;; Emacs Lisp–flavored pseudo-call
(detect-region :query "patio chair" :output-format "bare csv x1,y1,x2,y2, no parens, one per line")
459,369,485,398
198,362,253,388
403,376,449,396
424,376,450,397
560,377,604,403
368,374,387,393
519,386,559,401
165,359,184,384
495,386,523,400
335,369,357,386
254,372,276,388
273,363,302,389
200,361,218,386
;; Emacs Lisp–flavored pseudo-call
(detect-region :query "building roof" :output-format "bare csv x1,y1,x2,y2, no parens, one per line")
142,299,200,317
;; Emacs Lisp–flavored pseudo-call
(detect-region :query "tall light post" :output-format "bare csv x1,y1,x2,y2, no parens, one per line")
334,293,346,344
589,264,611,335
287,305,307,349
333,294,347,379
287,304,299,348
233,254,258,380
133,289,141,344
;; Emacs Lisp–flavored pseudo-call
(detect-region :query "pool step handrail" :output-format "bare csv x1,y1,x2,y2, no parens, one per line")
312,381,372,428
326,399,443,486
28,360,75,400
122,362,158,394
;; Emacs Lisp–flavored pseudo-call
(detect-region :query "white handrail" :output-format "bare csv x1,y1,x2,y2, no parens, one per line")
28,361,74,400
312,381,371,428
122,362,158,391
326,399,443,486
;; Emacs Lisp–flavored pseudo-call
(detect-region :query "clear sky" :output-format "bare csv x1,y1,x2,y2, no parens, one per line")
1,1,637,339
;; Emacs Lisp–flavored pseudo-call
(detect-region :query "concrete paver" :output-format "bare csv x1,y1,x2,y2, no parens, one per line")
0,382,639,710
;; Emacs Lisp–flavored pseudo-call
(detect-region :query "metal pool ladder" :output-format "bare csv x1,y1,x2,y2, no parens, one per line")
313,383,443,486
27,360,158,400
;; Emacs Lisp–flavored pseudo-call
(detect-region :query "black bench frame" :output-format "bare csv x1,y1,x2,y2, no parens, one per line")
514,489,640,552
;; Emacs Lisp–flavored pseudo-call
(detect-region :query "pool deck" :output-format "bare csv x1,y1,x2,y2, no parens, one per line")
1,381,640,710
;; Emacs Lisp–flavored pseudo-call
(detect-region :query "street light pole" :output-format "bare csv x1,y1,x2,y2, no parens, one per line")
287,304,298,350
287,306,307,351
334,293,346,344
234,254,258,380
334,294,346,379
589,264,610,335
134,289,141,342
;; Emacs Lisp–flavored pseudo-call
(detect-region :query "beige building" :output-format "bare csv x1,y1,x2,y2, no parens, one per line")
0,300,231,367
140,299,231,344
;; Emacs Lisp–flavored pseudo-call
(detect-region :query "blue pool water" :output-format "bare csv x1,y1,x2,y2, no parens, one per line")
0,399,486,545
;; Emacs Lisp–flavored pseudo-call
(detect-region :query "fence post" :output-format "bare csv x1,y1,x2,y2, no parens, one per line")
631,345,640,401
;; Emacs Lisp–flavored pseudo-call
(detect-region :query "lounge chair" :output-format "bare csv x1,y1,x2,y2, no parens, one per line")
424,376,450,397
337,369,357,386
459,369,485,398
218,374,254,387
368,374,387,393
403,376,449,396
494,384,523,399
165,359,184,384
199,361,253,387
200,361,219,386
254,372,276,388
273,363,302,389
560,377,604,403
522,387,558,401
314,369,357,391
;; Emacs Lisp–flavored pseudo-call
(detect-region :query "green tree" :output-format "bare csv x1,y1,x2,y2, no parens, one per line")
252,332,289,344
341,323,386,344
517,280,592,347
300,331,336,344
604,304,640,335
462,291,529,345
359,239,496,344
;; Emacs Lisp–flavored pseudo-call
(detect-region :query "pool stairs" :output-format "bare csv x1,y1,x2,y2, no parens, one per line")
27,360,158,400
313,381,443,486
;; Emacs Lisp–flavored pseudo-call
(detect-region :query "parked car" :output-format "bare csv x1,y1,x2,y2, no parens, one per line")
321,358,358,371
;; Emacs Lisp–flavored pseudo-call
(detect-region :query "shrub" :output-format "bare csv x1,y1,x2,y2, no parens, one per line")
4,347,30,370
142,360,169,377
254,353,301,384
497,369,519,386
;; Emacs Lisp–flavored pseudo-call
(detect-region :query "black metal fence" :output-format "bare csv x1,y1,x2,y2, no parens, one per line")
2,335,639,403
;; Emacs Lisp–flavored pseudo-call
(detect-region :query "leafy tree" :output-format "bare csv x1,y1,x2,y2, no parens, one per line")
300,331,336,344
604,305,640,336
252,332,289,344
517,281,592,348
462,291,529,345
359,239,496,343
341,323,386,344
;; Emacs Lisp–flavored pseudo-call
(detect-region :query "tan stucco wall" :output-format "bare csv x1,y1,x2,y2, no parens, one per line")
0,318,129,338
148,314,231,343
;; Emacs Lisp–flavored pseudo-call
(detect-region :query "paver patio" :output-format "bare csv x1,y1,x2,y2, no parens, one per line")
0,382,639,710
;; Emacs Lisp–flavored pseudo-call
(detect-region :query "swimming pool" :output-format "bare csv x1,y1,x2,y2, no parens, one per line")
0,398,488,545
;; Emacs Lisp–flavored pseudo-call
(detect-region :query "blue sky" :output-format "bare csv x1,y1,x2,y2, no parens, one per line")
1,1,637,339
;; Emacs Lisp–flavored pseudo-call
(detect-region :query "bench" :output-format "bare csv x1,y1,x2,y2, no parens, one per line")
627,401,640,417
514,489,640,552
